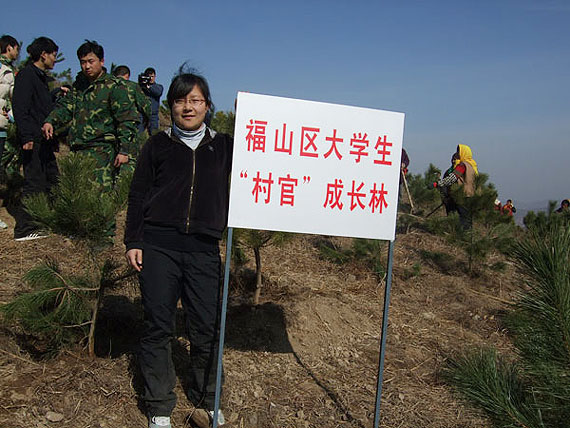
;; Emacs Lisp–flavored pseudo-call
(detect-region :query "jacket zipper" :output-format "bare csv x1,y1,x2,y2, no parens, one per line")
186,152,196,233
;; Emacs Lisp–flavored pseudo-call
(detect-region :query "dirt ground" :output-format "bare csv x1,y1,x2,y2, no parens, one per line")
0,205,521,428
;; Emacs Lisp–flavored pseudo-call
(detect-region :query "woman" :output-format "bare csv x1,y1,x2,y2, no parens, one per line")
432,144,478,230
125,71,232,428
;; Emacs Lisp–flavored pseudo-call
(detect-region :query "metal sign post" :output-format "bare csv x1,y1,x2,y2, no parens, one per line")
373,239,395,428
212,227,233,428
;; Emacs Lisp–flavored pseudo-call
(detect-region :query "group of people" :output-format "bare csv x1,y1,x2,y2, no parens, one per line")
0,35,163,240
3,31,568,428
423,145,567,228
2,34,230,428
494,199,517,217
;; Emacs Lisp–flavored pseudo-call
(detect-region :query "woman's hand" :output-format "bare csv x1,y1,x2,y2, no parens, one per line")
126,249,143,272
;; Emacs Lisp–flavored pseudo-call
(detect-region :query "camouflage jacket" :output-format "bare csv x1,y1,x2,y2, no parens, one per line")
0,54,15,131
45,72,139,155
124,80,151,125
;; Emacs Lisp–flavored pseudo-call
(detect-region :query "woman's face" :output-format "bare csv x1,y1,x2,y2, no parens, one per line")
171,85,209,131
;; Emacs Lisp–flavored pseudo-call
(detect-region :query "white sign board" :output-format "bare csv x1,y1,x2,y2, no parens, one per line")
228,92,405,241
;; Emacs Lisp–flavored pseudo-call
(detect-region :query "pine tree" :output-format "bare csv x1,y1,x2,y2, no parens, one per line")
426,172,515,275
0,153,133,357
210,110,236,136
405,163,442,214
443,221,570,427
233,229,290,305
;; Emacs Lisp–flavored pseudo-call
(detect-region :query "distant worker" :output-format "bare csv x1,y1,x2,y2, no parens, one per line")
139,67,163,135
113,64,151,137
42,40,139,189
439,152,459,216
0,34,20,230
400,148,409,182
501,199,516,217
494,199,502,212
399,148,411,209
555,199,569,214
430,144,478,230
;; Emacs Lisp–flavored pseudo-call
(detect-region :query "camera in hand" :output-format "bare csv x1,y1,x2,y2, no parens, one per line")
138,72,152,86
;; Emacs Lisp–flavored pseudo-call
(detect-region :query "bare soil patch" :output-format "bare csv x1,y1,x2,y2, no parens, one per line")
0,206,521,427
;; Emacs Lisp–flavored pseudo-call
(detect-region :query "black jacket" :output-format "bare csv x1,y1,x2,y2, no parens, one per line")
12,63,57,145
124,128,233,250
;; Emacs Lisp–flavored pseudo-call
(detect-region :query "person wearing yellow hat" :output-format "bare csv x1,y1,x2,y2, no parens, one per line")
430,144,478,229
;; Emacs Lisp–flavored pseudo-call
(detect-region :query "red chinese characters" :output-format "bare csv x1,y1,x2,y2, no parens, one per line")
242,119,395,218
300,127,320,158
348,181,366,211
251,171,273,203
323,129,343,160
373,135,392,166
244,119,393,167
246,120,268,153
278,174,298,206
369,182,389,213
323,179,389,213
349,133,369,163
323,179,344,210
248,171,304,207
274,123,293,155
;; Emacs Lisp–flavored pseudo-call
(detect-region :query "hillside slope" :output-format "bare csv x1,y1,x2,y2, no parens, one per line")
0,207,520,427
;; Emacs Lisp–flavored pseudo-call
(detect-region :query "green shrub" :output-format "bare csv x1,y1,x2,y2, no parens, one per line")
444,221,570,427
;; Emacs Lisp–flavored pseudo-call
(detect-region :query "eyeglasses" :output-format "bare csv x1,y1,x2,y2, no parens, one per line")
174,98,206,107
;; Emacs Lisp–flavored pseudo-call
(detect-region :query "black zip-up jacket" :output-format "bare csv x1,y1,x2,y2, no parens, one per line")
124,128,233,251
12,63,58,145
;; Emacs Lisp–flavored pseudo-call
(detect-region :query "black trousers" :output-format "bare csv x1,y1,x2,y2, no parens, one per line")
14,141,58,237
444,197,472,231
138,243,223,416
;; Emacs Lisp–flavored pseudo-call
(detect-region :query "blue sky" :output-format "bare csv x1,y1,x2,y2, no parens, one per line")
4,0,569,206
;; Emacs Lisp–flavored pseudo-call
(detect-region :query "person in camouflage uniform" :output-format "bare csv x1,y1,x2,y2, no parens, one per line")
0,35,20,230
42,40,139,189
113,65,151,132
112,64,151,174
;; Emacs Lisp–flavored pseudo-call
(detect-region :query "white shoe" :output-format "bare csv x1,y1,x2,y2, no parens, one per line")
14,232,48,242
149,415,171,428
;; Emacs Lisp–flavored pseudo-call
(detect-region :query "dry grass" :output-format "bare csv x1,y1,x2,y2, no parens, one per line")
0,206,522,427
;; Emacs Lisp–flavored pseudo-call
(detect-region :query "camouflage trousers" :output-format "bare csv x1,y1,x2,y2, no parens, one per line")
73,144,119,191
73,144,123,237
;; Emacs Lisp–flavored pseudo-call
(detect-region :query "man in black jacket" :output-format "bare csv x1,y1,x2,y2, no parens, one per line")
12,37,64,240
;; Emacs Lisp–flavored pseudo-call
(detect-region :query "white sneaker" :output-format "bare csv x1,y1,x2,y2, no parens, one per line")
149,415,171,428
14,232,48,242
0,219,7,229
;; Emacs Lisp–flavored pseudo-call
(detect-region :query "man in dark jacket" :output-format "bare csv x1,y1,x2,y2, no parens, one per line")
12,37,64,241
140,67,163,135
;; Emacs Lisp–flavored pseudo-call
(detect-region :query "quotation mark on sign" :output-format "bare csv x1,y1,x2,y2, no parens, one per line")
303,176,311,183
240,170,248,178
